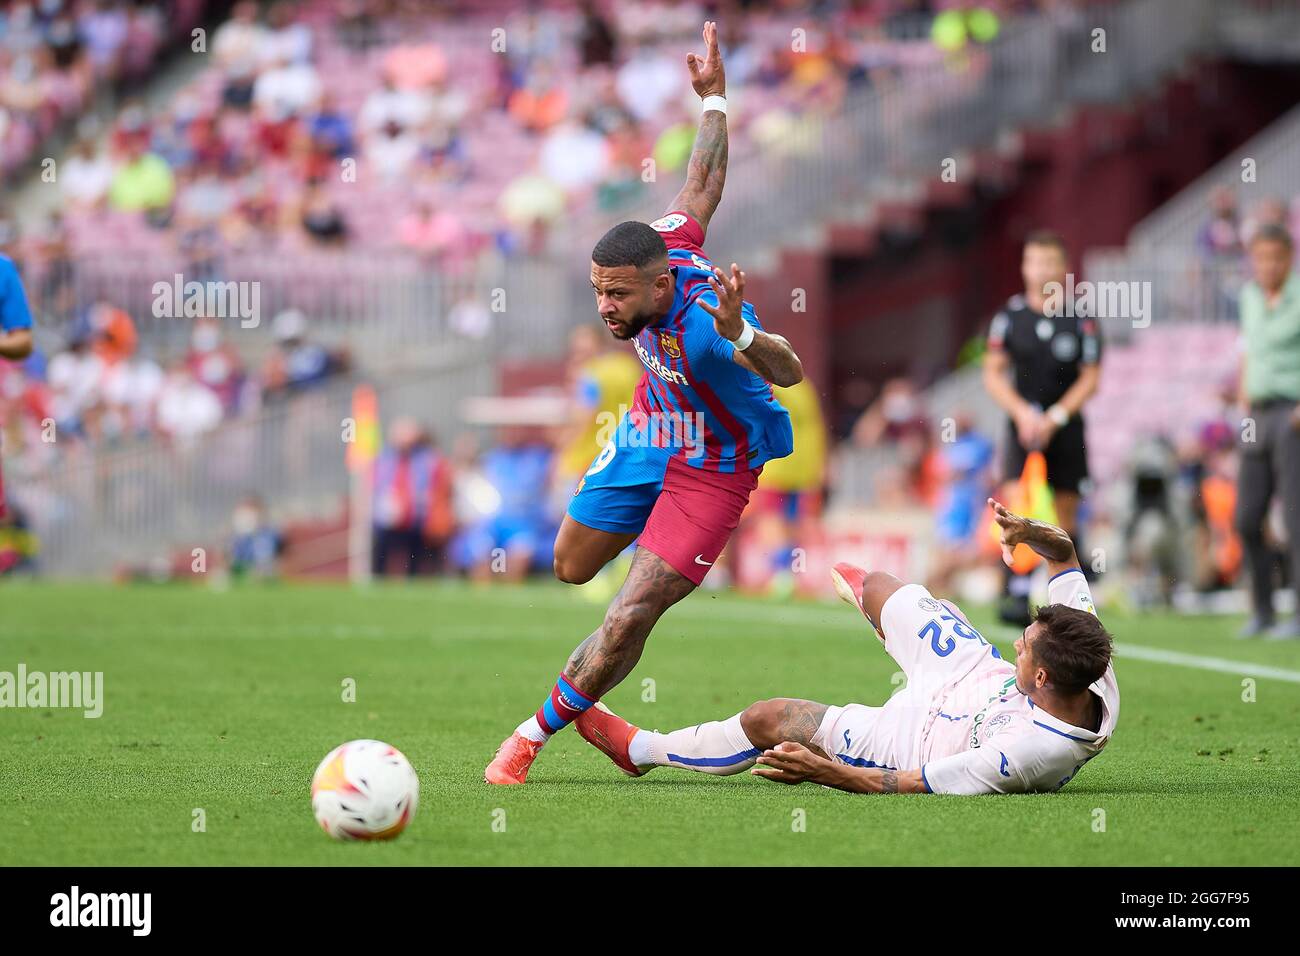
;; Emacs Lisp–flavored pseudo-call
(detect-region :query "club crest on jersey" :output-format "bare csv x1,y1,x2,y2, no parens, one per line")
649,214,687,233
634,335,688,386
658,331,682,359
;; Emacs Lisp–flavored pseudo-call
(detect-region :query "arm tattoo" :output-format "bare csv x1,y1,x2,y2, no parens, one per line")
737,332,802,387
671,111,727,232
880,770,899,794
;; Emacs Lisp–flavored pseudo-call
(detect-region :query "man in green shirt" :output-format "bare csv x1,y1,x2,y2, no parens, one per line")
1235,223,1300,638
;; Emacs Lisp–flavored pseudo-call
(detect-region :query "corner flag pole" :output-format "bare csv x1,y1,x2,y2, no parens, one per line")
347,384,379,586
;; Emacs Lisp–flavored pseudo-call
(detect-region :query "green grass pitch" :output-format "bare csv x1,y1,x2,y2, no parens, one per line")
2,579,1298,866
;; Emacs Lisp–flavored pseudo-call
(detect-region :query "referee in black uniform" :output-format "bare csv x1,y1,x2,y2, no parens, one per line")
982,231,1102,625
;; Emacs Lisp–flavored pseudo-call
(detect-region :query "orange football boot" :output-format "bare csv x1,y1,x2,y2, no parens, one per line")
484,732,544,785
830,562,870,618
575,702,649,777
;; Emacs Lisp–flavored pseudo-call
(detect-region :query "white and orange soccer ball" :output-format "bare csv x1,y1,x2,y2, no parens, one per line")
311,739,419,841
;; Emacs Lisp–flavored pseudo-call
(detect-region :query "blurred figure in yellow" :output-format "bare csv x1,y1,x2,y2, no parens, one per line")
554,324,643,491
552,324,641,601
744,377,828,597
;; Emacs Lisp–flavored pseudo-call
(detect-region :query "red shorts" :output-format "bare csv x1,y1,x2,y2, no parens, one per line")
638,456,761,585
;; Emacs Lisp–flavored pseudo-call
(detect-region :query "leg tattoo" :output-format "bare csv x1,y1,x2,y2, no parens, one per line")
563,548,696,698
774,699,829,746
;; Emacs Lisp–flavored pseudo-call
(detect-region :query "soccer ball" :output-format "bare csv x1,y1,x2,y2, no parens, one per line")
311,739,419,841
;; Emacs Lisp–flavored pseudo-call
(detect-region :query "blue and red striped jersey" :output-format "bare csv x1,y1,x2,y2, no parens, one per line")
628,212,793,473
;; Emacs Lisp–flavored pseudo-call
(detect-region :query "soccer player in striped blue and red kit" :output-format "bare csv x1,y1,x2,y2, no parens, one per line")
486,21,805,784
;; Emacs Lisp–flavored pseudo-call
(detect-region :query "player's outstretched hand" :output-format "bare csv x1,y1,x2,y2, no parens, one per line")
751,741,824,785
988,496,1030,567
988,496,1074,566
698,263,746,342
686,20,725,99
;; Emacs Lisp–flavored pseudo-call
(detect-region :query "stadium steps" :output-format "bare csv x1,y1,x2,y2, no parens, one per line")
1129,100,1300,252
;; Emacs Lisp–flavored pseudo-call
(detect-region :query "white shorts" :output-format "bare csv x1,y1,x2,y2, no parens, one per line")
811,584,1010,770
811,686,930,770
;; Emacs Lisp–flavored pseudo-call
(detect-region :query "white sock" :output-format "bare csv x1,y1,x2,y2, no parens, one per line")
628,729,653,767
515,715,551,744
638,712,760,776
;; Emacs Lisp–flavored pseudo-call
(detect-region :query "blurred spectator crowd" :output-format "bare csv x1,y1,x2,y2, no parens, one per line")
1192,186,1300,309
3,0,1087,276
0,301,349,471
0,0,210,179
0,0,1211,589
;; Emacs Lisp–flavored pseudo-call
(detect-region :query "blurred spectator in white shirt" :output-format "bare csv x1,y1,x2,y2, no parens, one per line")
101,351,164,439
253,52,321,123
212,0,267,108
616,44,682,123
360,76,433,138
47,335,106,438
260,1,312,67
61,134,114,209
156,365,223,444
539,120,609,191
360,77,432,180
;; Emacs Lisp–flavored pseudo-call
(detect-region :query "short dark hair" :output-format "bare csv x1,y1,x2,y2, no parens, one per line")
1248,222,1293,251
1024,229,1069,258
1030,604,1112,693
592,221,668,271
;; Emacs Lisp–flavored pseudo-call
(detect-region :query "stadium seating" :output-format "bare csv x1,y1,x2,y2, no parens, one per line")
7,0,1300,580
0,0,211,180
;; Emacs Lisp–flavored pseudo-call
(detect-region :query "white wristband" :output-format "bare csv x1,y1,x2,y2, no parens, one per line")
730,321,755,351
701,94,727,116
1047,404,1069,427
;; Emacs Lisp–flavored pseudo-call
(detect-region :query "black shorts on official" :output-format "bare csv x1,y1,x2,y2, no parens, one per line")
1003,416,1089,494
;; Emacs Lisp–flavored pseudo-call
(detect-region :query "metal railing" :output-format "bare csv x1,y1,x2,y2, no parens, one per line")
25,248,518,366
1083,250,1251,344
7,357,492,577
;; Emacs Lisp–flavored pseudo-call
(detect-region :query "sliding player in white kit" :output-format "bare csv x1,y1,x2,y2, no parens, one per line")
575,497,1118,794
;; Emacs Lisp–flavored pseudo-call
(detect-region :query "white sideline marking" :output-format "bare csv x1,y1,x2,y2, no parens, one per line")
983,623,1300,683
1110,643,1300,684
432,585,1300,681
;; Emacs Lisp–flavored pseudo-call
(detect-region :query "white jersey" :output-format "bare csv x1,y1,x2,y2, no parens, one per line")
921,569,1119,795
